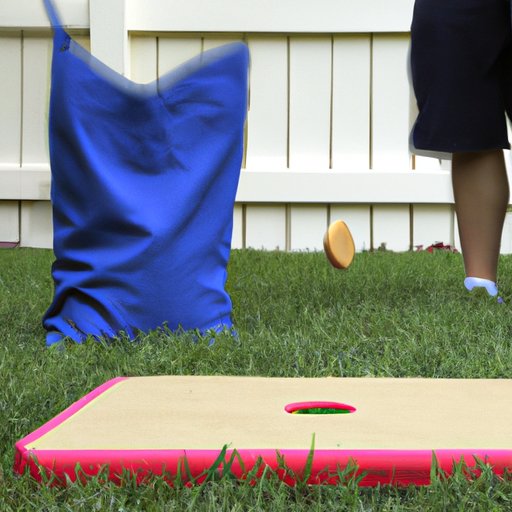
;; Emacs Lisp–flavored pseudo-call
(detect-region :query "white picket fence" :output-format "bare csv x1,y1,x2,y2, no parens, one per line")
1,0,512,252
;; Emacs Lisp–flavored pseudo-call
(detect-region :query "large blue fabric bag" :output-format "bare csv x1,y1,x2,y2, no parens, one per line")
42,0,249,345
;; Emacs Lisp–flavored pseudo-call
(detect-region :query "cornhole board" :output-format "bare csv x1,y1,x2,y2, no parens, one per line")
14,376,512,486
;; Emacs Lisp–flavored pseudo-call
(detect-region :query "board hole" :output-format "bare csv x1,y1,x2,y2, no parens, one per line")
285,401,356,415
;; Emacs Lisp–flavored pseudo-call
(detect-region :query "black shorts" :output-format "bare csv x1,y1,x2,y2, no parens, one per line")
410,0,512,153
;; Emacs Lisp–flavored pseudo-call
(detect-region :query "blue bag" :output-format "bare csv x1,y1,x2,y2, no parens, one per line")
42,0,249,345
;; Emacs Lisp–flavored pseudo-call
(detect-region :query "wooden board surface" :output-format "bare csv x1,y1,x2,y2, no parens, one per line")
25,376,512,451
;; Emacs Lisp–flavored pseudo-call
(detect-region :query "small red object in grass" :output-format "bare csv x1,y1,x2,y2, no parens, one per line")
416,242,458,254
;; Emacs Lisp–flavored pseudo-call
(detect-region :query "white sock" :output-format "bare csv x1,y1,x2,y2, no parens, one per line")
464,277,498,297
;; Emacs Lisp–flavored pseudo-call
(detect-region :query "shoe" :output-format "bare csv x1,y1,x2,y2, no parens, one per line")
323,220,355,269
464,277,504,304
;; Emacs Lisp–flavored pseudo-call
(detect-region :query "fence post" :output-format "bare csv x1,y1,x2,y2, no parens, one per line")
89,0,129,76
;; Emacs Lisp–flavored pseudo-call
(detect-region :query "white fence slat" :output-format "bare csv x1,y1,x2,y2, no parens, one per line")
0,201,20,243
439,158,451,171
22,35,52,165
245,36,288,171
0,34,22,165
372,204,410,251
203,35,244,51
290,205,328,251
501,212,512,255
0,163,453,204
21,166,51,200
0,170,20,199
89,0,129,76
236,170,453,203
412,204,453,249
158,37,202,75
232,204,243,249
331,35,371,170
414,155,448,171
0,164,50,200
20,200,52,248
289,37,331,170
130,36,157,83
372,34,411,171
0,166,456,203
1,0,89,29
125,0,415,33
453,212,461,252
245,205,286,250
330,205,371,252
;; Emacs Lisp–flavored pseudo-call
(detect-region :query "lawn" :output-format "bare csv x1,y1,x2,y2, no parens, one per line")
1,247,512,511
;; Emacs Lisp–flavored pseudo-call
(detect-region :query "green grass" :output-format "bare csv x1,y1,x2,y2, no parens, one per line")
1,247,512,511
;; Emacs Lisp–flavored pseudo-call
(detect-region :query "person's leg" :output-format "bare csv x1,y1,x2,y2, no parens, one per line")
452,149,509,282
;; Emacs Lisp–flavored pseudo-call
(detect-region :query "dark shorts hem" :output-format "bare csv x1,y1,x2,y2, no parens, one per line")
411,133,511,155
410,0,512,158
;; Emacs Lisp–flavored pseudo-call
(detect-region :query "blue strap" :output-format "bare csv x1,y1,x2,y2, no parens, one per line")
43,0,63,28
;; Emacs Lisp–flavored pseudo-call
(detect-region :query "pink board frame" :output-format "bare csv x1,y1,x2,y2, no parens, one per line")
14,377,512,487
